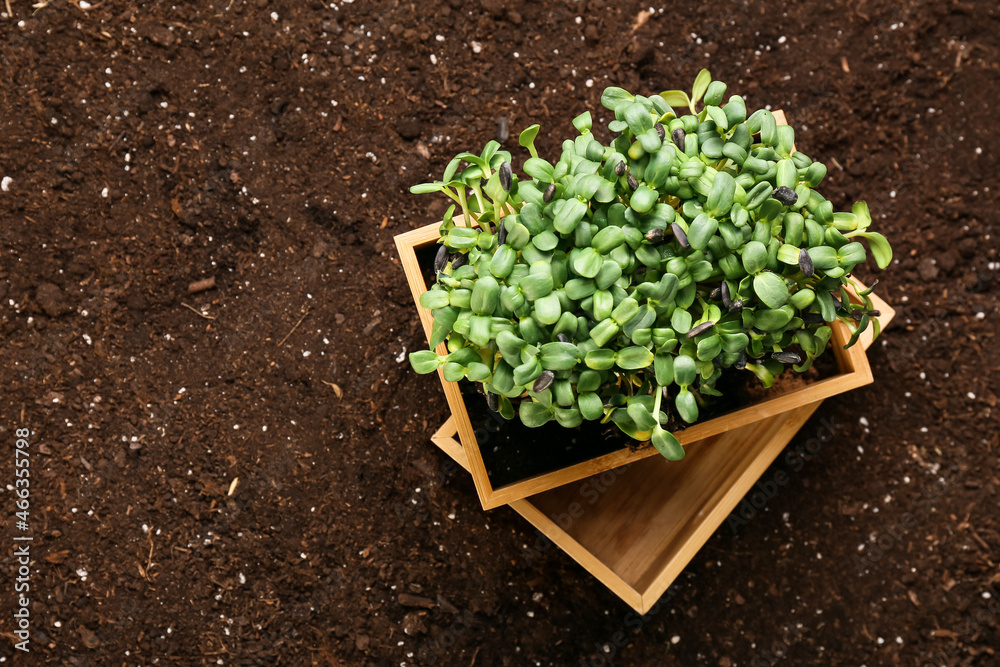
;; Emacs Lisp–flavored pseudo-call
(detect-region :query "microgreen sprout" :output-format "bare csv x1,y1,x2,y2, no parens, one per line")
409,70,892,460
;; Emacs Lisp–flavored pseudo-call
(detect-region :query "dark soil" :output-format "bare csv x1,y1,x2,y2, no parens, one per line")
1,1,998,665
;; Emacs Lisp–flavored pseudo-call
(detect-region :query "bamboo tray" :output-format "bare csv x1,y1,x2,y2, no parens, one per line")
396,110,880,510
429,292,895,613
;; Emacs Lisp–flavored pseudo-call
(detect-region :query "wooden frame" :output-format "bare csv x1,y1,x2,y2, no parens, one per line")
429,293,895,613
395,110,876,510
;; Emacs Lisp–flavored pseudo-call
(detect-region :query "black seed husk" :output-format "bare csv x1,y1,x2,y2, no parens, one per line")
532,370,555,393
671,222,690,248
614,161,627,177
434,244,449,272
709,286,722,300
543,183,556,203
645,228,665,244
734,351,747,370
686,321,716,338
729,299,744,313
721,282,732,308
499,161,512,191
798,248,814,277
496,117,509,144
801,312,825,324
485,391,499,412
627,173,639,191
851,309,864,321
498,221,508,246
671,128,686,151
868,309,881,318
773,185,798,206
654,123,665,141
450,253,466,269
771,351,802,364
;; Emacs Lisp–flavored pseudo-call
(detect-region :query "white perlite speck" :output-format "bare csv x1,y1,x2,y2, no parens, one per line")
1,177,11,192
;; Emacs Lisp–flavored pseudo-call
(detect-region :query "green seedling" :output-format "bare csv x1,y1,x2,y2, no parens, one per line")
408,70,892,460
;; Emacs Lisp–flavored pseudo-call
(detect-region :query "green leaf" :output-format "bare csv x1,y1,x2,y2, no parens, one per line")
675,388,699,423
591,225,626,254
554,407,583,428
815,290,836,321
578,392,605,421
410,182,443,194
601,87,635,111
837,241,867,266
534,293,562,325
471,275,500,315
742,241,768,274
572,247,603,278
465,362,492,383
705,104,729,131
519,401,553,428
706,171,736,218
519,124,541,159
651,426,685,461
575,173,604,201
670,308,692,334
538,341,580,370
553,198,588,234
687,214,718,250
852,201,872,231
573,111,593,134
630,185,658,213
660,90,691,110
615,346,654,370
691,69,711,105
443,157,462,183
523,157,555,182
753,272,789,308
745,362,775,388
419,289,451,310
625,103,653,136
859,231,893,269
627,401,658,431
408,350,441,374
673,355,697,386
585,348,616,370
776,244,801,266
754,307,793,331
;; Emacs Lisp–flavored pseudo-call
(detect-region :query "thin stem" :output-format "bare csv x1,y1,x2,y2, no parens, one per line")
653,384,664,426
457,189,472,227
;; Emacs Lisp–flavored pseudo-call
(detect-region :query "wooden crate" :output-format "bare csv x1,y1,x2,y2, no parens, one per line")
396,110,876,510
429,292,895,613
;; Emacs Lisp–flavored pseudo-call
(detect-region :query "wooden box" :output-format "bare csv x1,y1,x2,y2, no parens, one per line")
396,110,877,510
429,293,894,613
